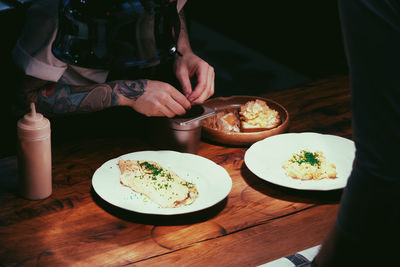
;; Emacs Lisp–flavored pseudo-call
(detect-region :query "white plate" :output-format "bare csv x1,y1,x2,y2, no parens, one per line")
244,132,355,190
92,150,232,215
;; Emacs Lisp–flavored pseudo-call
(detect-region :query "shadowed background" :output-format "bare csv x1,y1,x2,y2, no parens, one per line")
0,0,347,157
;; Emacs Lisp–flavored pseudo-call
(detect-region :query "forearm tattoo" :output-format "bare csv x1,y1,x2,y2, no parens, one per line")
34,80,147,116
110,80,147,105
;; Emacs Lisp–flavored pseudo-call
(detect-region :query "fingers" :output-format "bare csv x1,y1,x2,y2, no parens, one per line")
152,82,192,117
165,89,192,116
142,98,186,118
158,104,176,118
188,64,215,104
127,80,191,118
176,68,193,98
149,94,190,118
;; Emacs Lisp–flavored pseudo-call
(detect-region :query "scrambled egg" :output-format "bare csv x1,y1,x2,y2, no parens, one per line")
282,150,337,180
239,100,280,131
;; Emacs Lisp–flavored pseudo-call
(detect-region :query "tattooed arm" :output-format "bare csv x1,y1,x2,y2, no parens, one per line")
19,75,191,118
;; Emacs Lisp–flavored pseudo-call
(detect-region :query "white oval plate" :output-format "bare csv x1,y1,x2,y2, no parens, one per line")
92,150,232,215
244,132,355,190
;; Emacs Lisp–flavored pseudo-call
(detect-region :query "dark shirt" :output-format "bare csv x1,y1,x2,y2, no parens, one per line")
336,0,400,253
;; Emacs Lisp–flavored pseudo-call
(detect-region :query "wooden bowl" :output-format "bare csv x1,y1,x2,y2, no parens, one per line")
201,96,290,146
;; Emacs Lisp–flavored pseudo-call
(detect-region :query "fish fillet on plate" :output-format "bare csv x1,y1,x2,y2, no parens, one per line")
118,159,199,208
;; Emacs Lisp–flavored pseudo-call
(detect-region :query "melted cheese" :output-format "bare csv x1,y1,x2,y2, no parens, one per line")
118,160,198,208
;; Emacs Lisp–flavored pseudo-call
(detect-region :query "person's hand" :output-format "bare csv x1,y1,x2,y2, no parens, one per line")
114,79,191,118
174,52,215,104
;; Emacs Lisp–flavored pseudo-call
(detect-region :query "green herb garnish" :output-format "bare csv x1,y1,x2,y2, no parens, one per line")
140,161,163,176
291,150,321,166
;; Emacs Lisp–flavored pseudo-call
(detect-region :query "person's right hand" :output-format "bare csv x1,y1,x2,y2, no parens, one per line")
114,79,191,118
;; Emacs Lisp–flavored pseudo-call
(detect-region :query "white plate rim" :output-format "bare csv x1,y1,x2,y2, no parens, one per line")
92,150,232,215
244,132,355,191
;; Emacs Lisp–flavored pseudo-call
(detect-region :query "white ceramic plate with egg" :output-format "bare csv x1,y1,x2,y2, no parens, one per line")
244,132,355,190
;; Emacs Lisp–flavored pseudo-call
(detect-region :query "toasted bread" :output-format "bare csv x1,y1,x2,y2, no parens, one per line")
204,109,241,132
216,111,241,132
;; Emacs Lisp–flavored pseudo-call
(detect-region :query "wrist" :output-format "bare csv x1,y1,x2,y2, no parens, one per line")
176,43,192,56
110,79,147,106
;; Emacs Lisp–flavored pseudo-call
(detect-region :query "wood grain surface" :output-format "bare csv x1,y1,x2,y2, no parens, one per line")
0,75,351,266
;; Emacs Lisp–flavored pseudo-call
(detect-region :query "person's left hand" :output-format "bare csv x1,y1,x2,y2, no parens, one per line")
174,52,215,104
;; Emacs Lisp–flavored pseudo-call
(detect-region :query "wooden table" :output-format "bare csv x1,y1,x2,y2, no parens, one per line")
0,75,351,266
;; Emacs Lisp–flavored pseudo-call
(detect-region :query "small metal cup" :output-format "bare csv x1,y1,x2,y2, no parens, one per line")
147,105,216,154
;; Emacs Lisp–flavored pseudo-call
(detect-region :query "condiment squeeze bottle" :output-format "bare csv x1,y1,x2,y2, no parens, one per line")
17,102,52,200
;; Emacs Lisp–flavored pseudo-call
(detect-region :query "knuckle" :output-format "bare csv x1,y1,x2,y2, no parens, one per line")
175,69,185,77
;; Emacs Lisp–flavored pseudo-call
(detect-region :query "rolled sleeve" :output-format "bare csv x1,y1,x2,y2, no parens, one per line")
12,40,67,82
12,0,67,82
